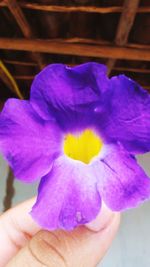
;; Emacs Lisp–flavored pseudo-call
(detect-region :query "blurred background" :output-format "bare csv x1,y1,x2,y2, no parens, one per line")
0,0,150,266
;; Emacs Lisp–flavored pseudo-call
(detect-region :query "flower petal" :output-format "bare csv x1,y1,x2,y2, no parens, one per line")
31,156,101,230
30,63,109,131
99,75,150,153
0,99,62,182
92,145,150,211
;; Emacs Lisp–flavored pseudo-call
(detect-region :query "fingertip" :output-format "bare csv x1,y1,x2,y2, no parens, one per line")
86,203,118,232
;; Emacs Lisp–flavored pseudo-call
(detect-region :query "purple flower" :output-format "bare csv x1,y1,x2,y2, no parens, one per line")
0,62,150,230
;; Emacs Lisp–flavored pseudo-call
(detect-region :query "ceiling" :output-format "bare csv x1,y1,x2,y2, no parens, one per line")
0,0,150,103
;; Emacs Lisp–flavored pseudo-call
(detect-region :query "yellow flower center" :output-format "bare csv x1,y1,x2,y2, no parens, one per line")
63,129,103,164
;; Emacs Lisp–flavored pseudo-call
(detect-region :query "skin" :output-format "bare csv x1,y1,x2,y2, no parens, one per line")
0,198,120,267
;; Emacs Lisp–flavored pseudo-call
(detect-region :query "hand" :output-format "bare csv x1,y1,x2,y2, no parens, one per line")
0,198,120,267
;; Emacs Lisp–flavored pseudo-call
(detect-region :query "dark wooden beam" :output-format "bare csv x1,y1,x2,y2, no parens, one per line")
0,2,124,13
3,59,37,66
14,75,34,80
1,37,150,50
4,0,45,69
0,1,149,14
0,38,150,61
107,0,140,75
0,60,23,99
116,0,140,45
0,66,13,91
143,85,150,90
114,66,150,74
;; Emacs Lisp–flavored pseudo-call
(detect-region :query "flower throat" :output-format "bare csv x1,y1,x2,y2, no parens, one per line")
63,129,103,164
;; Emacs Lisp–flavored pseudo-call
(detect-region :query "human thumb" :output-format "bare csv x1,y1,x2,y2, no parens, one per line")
6,208,120,267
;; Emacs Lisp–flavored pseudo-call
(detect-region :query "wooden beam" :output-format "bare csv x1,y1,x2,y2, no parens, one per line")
107,0,140,75
14,75,34,80
116,0,140,45
0,38,150,61
0,66,14,91
40,38,150,52
114,66,150,74
60,37,110,46
3,59,37,66
4,0,45,69
2,37,150,51
15,2,124,13
0,2,124,13
143,85,150,90
5,0,32,37
0,2,149,14
0,60,23,99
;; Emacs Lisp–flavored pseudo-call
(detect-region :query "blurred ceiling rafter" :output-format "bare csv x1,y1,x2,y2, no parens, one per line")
0,0,150,101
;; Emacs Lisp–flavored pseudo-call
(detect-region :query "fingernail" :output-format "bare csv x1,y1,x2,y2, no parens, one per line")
86,202,116,232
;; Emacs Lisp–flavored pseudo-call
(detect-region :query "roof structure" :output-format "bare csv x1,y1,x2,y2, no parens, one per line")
0,0,150,104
